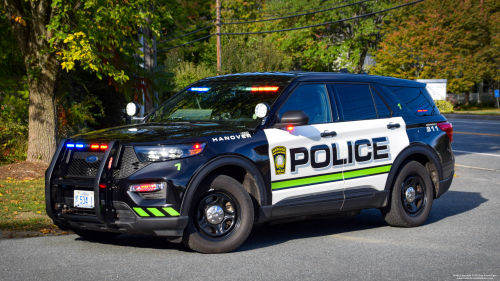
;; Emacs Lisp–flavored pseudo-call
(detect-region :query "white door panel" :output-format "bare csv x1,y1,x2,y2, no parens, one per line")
264,124,344,205
342,117,409,191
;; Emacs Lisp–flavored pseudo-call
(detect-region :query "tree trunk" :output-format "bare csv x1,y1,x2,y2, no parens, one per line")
464,92,470,106
4,0,59,163
26,55,59,163
353,48,368,74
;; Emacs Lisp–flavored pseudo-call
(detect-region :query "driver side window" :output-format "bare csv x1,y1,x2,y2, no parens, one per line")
278,84,332,124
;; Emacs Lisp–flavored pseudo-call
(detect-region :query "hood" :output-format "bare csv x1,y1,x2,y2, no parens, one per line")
71,123,250,145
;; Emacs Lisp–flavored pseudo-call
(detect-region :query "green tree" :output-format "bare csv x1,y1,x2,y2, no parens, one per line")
1,0,176,163
371,0,499,105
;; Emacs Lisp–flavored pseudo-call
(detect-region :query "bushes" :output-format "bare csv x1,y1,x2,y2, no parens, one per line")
435,100,454,113
0,80,29,165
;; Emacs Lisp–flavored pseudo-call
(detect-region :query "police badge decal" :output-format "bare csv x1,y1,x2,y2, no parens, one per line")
272,146,286,175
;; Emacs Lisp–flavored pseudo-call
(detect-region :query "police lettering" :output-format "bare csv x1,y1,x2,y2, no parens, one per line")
290,137,389,172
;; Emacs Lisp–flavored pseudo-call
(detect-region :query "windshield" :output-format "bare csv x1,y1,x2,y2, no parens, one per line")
146,81,287,128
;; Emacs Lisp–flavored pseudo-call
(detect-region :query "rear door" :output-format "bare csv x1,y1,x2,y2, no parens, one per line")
330,83,409,195
264,83,345,206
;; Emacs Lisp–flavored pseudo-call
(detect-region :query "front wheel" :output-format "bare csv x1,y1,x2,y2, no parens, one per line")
183,175,254,254
381,161,434,227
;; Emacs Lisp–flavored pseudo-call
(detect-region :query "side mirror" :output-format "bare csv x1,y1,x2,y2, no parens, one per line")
274,110,309,128
126,102,140,117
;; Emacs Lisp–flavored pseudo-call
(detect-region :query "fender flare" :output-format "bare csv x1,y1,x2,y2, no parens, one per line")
179,155,268,217
384,142,443,191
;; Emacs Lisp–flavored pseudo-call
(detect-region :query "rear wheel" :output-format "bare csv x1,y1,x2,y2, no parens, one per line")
381,161,434,227
183,175,254,254
71,228,121,241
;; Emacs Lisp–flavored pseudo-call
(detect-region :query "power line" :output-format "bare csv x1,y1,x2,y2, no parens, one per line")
158,24,214,44
221,0,286,11
221,0,371,25
158,0,422,53
159,19,214,40
223,0,351,21
157,34,215,53
221,0,422,35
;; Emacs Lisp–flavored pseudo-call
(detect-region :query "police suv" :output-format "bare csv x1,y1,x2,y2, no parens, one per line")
46,72,454,253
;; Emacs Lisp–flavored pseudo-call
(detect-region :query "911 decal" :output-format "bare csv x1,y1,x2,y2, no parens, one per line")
272,146,287,175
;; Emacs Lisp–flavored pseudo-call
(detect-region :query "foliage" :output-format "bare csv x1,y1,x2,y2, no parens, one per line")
47,0,178,100
371,0,500,96
0,80,29,165
434,100,454,113
172,61,216,92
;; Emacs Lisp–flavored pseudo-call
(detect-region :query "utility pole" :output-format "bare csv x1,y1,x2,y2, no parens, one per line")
216,0,222,74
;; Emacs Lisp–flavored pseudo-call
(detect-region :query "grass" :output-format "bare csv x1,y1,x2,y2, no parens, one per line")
451,108,500,115
0,178,66,238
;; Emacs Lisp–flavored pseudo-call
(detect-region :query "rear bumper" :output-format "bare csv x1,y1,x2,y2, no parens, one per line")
436,170,454,199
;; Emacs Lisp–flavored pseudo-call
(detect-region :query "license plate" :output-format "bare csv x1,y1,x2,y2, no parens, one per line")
74,190,94,209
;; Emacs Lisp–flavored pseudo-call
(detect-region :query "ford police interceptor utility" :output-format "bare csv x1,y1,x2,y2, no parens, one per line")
45,72,454,253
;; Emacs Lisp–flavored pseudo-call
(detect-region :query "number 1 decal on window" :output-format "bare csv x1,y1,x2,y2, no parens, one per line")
175,163,181,171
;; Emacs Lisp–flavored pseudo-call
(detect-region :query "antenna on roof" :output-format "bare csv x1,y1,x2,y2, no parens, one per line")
339,68,349,73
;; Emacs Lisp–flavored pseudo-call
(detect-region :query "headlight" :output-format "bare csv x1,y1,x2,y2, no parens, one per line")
134,143,206,162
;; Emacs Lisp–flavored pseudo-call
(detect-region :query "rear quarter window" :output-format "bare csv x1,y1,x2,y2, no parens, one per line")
387,86,440,116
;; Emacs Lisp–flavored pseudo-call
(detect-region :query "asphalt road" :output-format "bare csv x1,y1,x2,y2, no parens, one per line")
1,118,499,281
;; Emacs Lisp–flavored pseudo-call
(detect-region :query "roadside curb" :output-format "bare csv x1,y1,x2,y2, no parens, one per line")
443,114,500,121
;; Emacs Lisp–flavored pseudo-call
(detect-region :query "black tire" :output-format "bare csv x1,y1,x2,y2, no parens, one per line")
183,174,254,254
71,228,121,241
381,161,434,227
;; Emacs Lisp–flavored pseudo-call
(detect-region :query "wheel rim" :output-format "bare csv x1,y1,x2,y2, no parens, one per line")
195,192,240,238
401,175,427,216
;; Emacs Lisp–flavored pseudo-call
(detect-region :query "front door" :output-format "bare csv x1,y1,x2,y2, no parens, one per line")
264,83,345,205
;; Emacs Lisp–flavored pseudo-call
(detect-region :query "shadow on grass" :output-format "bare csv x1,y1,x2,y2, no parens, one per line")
73,190,486,253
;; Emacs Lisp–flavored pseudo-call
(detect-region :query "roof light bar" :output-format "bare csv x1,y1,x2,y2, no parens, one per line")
251,86,279,92
100,145,108,150
190,87,210,92
66,143,75,148
75,144,84,148
90,144,100,149
417,109,428,112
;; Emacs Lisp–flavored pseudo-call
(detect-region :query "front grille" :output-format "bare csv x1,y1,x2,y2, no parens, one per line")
113,147,150,179
63,147,149,179
66,152,105,177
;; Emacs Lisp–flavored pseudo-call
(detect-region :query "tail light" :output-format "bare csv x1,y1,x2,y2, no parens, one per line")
129,183,165,192
437,122,453,143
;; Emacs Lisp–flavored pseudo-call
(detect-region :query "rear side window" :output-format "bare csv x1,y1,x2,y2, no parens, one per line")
333,84,377,121
371,87,392,118
387,87,439,116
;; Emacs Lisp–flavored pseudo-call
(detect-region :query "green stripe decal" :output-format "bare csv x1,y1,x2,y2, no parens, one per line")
133,207,150,217
343,165,391,180
271,165,392,190
272,172,343,190
163,207,180,216
147,208,165,217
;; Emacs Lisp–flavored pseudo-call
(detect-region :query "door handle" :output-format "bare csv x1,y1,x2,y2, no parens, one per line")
387,123,401,129
321,131,337,137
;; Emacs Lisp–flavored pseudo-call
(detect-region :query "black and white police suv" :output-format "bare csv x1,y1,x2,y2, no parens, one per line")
45,72,454,253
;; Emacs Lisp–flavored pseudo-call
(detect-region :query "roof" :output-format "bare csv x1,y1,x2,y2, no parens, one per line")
198,71,426,88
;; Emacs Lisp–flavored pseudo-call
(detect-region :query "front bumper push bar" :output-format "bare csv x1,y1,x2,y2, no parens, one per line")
45,139,121,224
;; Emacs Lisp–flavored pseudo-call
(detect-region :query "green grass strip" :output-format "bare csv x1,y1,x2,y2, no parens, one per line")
163,207,180,216
133,207,150,217
272,172,343,190
147,208,165,217
343,165,391,180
